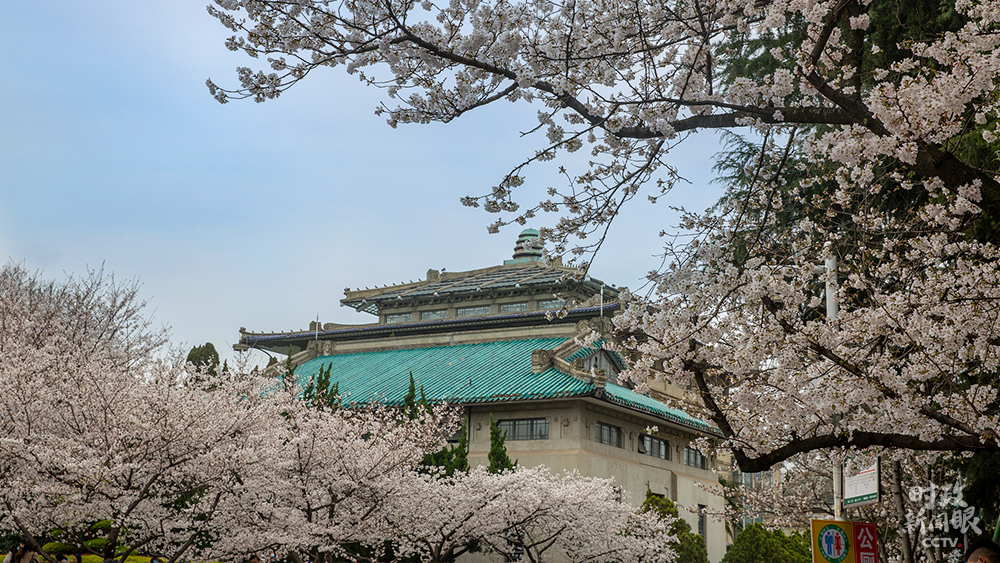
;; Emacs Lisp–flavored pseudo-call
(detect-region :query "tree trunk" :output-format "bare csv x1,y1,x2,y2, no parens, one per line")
891,460,916,563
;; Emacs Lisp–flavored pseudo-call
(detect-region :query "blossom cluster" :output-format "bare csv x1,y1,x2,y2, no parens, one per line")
208,0,1000,261
0,264,677,563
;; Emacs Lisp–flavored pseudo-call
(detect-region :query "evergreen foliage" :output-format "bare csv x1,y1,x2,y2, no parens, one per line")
401,372,470,477
302,363,340,411
720,523,810,563
641,491,709,563
420,422,470,478
0,530,19,555
186,343,219,376
710,0,995,249
402,372,425,420
487,415,516,474
948,451,1000,540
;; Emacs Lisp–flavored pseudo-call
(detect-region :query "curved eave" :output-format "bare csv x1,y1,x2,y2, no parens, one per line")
378,384,597,408
341,277,619,314
596,384,720,437
240,302,621,350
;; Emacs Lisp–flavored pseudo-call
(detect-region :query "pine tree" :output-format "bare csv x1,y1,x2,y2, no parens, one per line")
401,372,469,477
302,363,340,411
721,523,810,563
641,491,709,563
420,421,470,477
402,371,427,420
487,415,516,474
186,343,219,376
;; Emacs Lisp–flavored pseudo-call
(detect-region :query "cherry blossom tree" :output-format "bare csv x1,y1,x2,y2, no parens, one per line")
2,264,677,563
0,264,280,563
206,0,1000,475
0,264,466,563
207,0,998,245
220,397,459,563
385,465,676,563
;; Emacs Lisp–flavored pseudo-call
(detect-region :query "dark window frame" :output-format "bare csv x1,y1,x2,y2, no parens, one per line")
497,418,549,441
639,434,671,460
419,309,448,320
499,302,530,313
684,446,708,469
538,298,566,310
456,305,491,318
595,421,623,448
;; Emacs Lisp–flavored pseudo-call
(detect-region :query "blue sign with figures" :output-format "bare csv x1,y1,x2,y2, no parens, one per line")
812,520,854,563
820,524,850,563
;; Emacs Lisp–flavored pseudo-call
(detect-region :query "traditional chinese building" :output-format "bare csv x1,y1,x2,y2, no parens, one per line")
237,229,728,562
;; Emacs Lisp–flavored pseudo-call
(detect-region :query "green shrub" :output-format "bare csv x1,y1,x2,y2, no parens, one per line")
721,523,810,563
641,491,709,563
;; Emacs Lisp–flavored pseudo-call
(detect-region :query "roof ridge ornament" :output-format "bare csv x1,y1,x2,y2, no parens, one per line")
505,228,544,264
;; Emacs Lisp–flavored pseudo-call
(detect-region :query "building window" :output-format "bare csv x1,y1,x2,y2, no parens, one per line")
504,544,524,563
733,469,773,488
385,312,412,324
504,534,525,563
420,309,448,321
447,425,467,443
538,298,566,310
497,418,549,441
594,421,623,448
733,469,773,527
456,305,491,317
639,434,670,460
684,446,708,469
499,302,529,313
697,505,707,537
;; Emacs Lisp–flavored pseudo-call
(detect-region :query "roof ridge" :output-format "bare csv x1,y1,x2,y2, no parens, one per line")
551,337,581,358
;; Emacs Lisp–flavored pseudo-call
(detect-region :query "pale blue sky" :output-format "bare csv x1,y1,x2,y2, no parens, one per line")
1,1,724,363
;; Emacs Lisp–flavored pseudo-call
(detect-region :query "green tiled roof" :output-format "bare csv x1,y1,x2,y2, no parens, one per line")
601,383,718,434
295,338,594,406
294,337,714,434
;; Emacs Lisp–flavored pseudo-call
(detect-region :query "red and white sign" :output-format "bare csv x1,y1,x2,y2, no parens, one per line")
853,522,878,563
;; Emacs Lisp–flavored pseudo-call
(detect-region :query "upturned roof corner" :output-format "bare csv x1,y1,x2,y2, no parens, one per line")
531,317,617,388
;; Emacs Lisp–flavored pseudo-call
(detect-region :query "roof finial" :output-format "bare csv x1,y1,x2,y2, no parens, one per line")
512,228,543,261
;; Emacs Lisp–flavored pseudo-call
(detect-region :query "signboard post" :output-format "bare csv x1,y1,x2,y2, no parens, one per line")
844,460,880,508
812,520,879,563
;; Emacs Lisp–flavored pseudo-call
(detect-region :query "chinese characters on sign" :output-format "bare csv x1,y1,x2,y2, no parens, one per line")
844,461,880,507
854,522,877,563
812,520,879,563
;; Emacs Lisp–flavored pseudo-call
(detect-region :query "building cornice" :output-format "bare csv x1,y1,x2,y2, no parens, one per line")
240,302,622,352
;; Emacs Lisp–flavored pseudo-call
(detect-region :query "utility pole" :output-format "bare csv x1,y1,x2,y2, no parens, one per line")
824,248,845,521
